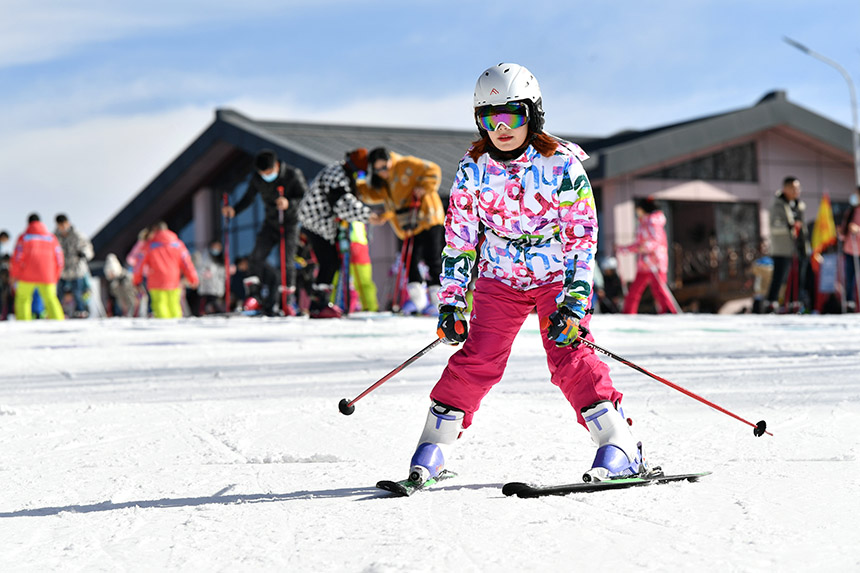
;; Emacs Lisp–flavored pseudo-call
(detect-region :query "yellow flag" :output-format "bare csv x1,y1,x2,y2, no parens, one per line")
811,194,837,272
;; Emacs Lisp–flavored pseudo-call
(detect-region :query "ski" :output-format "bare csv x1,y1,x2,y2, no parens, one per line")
502,470,711,498
376,470,457,497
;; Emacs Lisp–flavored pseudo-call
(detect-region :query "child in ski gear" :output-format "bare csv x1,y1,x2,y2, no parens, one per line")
191,240,227,315
407,63,649,485
766,176,810,312
103,253,138,317
222,149,307,316
54,213,94,318
132,222,199,318
360,147,445,314
299,148,374,318
616,197,678,314
10,213,65,320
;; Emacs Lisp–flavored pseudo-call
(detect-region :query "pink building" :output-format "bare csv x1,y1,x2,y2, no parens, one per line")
584,90,855,310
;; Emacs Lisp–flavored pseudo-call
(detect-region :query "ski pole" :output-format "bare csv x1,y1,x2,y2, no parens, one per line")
278,186,289,315
392,237,411,312
852,235,860,312
223,193,231,312
542,318,771,437
339,337,443,415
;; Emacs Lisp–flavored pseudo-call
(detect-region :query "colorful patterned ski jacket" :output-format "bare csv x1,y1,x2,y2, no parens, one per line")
10,220,64,284
617,211,669,275
439,139,597,319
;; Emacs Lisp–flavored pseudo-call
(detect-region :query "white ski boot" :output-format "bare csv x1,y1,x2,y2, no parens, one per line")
409,401,464,484
581,400,648,482
406,282,428,315
424,285,441,316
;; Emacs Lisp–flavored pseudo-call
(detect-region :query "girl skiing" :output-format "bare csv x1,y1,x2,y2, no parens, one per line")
405,63,650,485
617,197,679,314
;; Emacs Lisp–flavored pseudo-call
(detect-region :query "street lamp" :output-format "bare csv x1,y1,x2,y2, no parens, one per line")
784,36,860,187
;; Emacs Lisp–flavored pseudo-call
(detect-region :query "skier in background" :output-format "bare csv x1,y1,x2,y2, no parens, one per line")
132,222,199,319
838,185,860,309
222,149,307,316
347,222,378,312
359,147,444,314
299,148,376,318
617,197,678,314
54,213,94,318
191,239,226,315
10,213,65,320
765,176,810,312
103,253,138,317
398,63,650,487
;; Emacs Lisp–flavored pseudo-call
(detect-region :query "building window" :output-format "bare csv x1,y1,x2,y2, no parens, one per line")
641,142,758,182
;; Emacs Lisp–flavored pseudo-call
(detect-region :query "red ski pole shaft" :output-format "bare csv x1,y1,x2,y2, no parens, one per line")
278,186,288,314
584,337,771,437
540,318,771,437
392,236,411,311
222,193,231,312
339,337,443,415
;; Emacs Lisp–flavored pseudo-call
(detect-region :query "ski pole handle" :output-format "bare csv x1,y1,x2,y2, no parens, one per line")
339,337,443,415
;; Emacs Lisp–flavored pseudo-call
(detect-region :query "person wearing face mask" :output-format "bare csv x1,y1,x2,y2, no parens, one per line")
190,239,227,315
838,186,860,309
390,63,651,488
222,149,308,316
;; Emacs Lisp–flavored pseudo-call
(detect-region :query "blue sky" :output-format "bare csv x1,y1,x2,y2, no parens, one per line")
1,0,859,241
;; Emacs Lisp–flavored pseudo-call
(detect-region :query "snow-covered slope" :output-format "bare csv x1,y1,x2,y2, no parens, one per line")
0,313,857,571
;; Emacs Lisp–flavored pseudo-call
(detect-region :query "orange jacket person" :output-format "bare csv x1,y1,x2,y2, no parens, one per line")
133,222,199,318
10,213,65,320
359,148,445,314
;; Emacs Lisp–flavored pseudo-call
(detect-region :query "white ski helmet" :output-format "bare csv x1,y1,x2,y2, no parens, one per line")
473,63,545,131
474,63,541,107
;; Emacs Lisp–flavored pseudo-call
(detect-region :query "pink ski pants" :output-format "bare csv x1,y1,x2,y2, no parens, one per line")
430,277,622,429
622,270,678,314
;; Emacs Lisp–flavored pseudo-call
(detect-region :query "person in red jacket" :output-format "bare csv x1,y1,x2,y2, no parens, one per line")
10,213,65,320
132,222,199,318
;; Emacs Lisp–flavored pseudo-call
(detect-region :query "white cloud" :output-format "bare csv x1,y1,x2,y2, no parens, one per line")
0,80,851,245
0,0,328,68
0,106,212,238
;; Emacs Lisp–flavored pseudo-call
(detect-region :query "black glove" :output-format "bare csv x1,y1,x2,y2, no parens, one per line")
437,305,468,346
545,306,586,348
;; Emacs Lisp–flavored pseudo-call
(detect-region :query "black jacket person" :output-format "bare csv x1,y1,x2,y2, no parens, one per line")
223,149,308,314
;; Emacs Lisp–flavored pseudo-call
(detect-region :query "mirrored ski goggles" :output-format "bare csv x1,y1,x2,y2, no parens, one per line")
476,103,530,131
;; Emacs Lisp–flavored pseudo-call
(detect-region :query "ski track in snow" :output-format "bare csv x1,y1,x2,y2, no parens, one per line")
0,313,858,571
